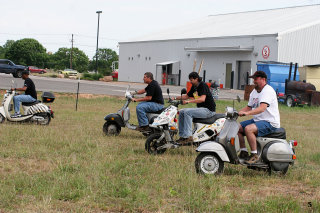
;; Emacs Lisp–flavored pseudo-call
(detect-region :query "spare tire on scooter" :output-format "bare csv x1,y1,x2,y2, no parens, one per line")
103,122,121,136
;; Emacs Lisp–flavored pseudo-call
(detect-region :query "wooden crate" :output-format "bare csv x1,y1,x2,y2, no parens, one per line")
311,91,320,106
300,66,320,91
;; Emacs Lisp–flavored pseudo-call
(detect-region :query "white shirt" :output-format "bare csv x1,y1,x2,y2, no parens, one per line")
248,84,280,128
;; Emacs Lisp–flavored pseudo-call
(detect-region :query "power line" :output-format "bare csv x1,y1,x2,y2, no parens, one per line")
0,32,120,41
74,34,119,40
0,33,70,36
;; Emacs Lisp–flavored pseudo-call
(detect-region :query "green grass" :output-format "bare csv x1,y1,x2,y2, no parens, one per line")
0,91,320,212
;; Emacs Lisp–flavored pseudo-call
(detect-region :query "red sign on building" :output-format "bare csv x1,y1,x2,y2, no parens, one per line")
262,45,270,59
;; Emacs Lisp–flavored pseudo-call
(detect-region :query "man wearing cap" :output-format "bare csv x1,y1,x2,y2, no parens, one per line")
12,70,37,117
238,71,280,164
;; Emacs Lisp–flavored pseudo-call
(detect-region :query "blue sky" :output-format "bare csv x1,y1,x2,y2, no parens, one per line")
0,0,318,58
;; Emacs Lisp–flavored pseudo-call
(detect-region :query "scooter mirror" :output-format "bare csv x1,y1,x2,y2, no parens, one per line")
181,88,187,95
167,88,170,95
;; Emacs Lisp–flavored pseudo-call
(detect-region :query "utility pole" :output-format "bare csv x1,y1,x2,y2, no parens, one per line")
96,11,102,73
70,34,74,69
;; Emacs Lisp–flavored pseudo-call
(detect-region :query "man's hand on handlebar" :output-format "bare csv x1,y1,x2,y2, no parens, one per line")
238,111,248,117
131,98,137,102
182,100,190,105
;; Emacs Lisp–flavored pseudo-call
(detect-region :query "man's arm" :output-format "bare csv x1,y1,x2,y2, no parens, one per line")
175,94,190,101
132,96,152,102
135,89,146,95
239,103,268,116
183,94,205,105
131,88,147,102
15,86,27,91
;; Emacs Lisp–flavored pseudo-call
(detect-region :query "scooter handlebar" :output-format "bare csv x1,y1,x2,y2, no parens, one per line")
168,98,181,106
225,107,239,119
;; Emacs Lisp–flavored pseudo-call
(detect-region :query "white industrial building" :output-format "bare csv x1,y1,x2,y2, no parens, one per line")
118,4,320,89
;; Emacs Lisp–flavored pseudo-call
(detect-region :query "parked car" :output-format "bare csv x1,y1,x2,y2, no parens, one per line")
28,66,47,74
59,69,78,76
0,59,27,78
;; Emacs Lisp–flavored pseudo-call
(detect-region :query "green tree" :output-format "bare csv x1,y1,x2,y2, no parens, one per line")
0,40,15,59
0,46,4,59
89,48,118,76
52,47,89,73
5,38,48,67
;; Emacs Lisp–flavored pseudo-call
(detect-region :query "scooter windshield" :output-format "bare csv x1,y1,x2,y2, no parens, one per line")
217,119,239,143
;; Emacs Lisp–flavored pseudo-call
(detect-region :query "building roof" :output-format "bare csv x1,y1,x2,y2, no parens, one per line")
121,4,320,43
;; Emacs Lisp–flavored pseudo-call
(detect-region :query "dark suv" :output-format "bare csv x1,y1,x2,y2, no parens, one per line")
0,59,27,78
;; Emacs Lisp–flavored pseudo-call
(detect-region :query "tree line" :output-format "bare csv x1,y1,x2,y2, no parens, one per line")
0,38,118,76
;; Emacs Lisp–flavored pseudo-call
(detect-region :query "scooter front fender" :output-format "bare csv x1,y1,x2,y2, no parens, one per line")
196,141,230,162
0,107,6,118
104,113,125,127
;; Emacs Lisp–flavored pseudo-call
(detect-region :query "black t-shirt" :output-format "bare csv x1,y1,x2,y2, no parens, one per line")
187,81,216,112
145,80,164,104
24,78,37,100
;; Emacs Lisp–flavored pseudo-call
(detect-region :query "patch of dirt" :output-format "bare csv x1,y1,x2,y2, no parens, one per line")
0,157,54,175
224,181,319,203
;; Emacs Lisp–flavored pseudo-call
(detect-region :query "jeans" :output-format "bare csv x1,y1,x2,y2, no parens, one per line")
136,102,164,127
179,107,215,138
13,95,36,114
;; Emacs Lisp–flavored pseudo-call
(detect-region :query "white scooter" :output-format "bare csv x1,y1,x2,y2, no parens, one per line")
195,96,297,175
0,89,54,125
145,88,226,154
103,86,174,136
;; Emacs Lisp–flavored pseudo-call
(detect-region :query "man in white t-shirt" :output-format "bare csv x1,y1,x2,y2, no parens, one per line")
238,71,280,164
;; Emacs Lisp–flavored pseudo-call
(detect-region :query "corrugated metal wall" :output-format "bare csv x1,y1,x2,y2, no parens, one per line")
119,35,278,86
278,23,320,66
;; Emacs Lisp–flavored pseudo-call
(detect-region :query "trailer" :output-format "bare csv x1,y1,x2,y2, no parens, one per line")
277,63,316,107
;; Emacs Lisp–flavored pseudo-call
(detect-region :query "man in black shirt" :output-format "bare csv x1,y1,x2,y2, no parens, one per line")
175,72,216,144
132,72,164,132
13,70,37,117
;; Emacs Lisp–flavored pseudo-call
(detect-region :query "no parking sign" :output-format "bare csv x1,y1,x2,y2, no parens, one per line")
262,45,270,59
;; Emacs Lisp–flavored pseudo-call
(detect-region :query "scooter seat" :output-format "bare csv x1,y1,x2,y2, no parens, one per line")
263,127,286,139
153,108,165,114
193,113,225,124
22,100,41,106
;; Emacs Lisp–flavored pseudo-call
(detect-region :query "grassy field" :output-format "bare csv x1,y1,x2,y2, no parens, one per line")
0,91,320,212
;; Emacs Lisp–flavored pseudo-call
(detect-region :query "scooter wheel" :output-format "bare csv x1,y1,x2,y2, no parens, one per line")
195,152,224,175
38,113,51,125
103,122,121,136
145,133,167,155
268,162,289,176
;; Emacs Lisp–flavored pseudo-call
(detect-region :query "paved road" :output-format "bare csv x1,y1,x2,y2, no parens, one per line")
0,73,244,99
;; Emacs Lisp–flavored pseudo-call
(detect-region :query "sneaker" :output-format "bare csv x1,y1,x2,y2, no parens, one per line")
238,151,250,160
12,112,21,118
176,136,194,145
245,153,259,164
